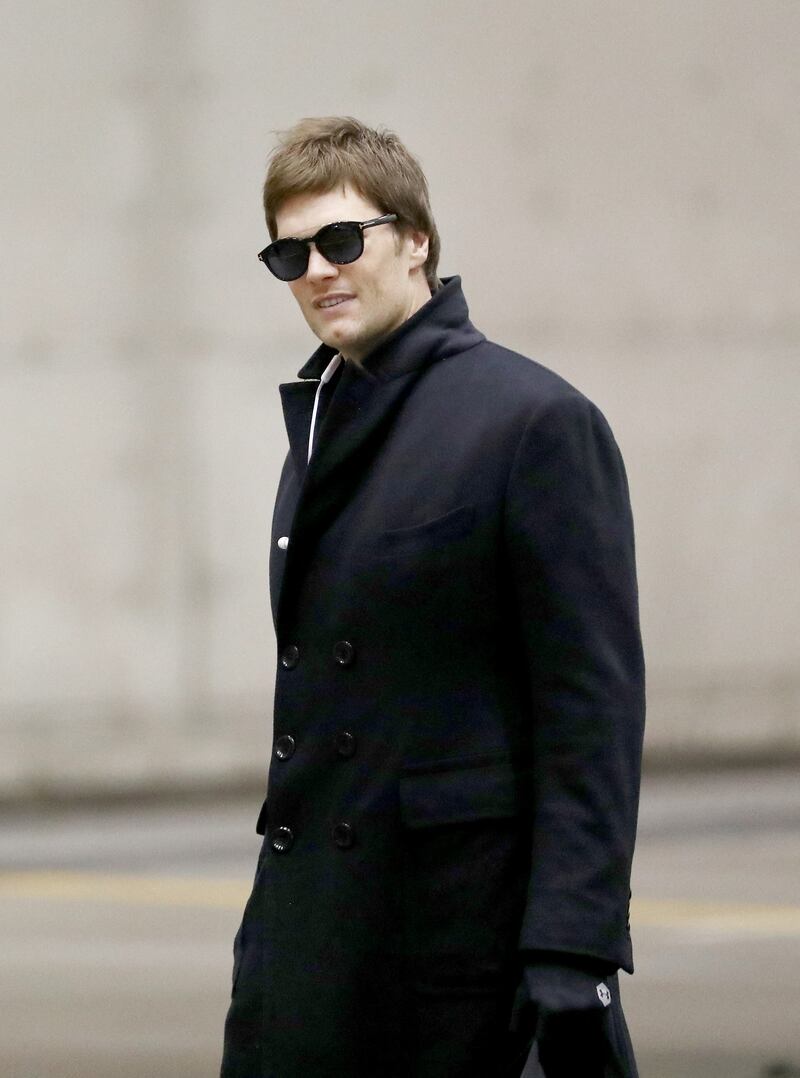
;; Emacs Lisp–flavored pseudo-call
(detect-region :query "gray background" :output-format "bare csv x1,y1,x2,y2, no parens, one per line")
3,4,799,1075
2,0,798,797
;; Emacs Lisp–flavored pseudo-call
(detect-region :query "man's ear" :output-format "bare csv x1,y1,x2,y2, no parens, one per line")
407,229,429,271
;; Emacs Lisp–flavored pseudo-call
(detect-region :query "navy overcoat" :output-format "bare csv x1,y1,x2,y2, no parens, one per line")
221,277,645,1077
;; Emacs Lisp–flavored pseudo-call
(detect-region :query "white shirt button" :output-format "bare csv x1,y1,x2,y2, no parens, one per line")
277,536,289,550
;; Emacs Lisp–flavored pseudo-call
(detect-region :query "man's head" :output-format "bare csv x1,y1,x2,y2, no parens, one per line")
264,118,440,289
262,118,441,363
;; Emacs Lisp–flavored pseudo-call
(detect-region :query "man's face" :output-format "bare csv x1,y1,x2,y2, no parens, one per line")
274,185,430,363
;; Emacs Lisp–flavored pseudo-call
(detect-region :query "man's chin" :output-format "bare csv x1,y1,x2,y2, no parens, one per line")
319,324,359,356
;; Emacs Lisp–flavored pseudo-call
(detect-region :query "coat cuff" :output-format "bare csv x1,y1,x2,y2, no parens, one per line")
521,952,616,1015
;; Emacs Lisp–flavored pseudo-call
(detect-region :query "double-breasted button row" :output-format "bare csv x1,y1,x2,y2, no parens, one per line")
279,642,357,669
273,732,356,761
270,822,355,853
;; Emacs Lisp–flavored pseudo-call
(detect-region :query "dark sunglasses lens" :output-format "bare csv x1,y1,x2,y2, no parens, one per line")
316,223,363,265
265,239,309,281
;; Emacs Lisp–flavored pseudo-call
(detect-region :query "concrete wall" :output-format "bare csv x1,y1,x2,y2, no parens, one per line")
2,0,798,797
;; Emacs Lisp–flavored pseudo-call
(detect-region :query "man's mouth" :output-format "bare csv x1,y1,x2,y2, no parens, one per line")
315,294,354,310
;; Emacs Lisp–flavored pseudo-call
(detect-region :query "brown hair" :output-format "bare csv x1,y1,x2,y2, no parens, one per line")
263,117,441,290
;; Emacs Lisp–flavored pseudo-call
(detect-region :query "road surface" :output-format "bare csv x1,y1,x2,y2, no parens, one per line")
1,765,798,1077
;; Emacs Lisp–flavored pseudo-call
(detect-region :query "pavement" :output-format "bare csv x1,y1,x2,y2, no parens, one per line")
1,765,798,1077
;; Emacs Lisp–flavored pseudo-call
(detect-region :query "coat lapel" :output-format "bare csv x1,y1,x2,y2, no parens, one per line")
279,380,318,479
296,360,422,539
274,277,485,626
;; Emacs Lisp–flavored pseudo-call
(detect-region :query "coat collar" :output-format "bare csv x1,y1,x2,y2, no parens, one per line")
294,276,484,383
275,277,484,626
279,275,484,480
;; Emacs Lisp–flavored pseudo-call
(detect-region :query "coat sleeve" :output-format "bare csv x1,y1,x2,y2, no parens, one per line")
503,390,645,973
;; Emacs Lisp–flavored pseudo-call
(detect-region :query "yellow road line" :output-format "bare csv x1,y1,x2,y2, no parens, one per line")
632,897,800,937
0,871,250,909
1,873,800,937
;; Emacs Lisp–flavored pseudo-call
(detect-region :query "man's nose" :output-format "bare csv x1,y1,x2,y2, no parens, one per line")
305,245,338,282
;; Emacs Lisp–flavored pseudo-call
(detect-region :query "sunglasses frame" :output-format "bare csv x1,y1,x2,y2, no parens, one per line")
258,213,398,281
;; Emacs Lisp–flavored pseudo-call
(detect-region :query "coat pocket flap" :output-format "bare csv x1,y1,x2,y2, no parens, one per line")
372,504,475,559
399,757,525,829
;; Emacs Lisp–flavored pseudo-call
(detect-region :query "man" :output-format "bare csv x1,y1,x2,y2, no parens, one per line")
221,117,645,1078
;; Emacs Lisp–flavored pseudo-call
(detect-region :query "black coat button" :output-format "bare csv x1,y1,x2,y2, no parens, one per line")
280,645,300,669
333,640,355,666
271,826,294,853
335,731,356,758
274,734,296,760
331,822,355,849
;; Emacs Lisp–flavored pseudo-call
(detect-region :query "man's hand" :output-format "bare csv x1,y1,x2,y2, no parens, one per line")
537,1007,608,1078
511,956,614,1078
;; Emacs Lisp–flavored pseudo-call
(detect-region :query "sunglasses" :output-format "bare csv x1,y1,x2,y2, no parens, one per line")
258,213,398,281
